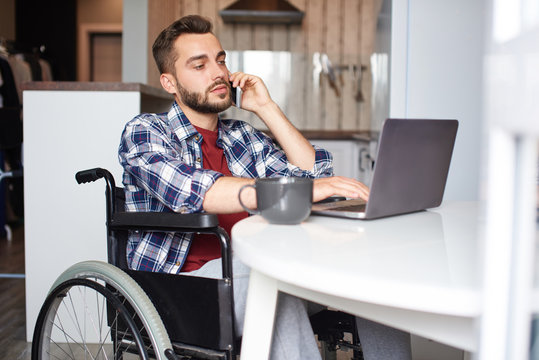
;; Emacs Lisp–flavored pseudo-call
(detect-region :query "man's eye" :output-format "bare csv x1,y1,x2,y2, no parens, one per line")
194,64,204,70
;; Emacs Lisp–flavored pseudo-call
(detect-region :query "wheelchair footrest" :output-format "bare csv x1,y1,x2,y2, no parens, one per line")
172,341,229,360
310,309,357,341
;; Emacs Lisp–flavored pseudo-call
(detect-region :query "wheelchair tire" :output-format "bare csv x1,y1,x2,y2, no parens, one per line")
32,260,174,360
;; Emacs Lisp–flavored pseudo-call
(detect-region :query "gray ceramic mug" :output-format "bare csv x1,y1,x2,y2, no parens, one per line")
238,177,313,224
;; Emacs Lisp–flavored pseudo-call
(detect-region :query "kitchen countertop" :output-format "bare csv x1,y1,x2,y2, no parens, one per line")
22,82,377,141
298,130,377,141
22,81,173,100
265,129,378,141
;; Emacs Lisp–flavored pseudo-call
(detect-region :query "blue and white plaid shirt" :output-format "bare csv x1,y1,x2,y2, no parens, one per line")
118,102,334,273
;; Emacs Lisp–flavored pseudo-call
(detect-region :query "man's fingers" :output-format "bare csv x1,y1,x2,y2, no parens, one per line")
313,176,370,202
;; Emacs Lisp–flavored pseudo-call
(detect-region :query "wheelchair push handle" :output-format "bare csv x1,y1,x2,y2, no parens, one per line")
75,167,117,202
76,168,109,184
76,167,117,229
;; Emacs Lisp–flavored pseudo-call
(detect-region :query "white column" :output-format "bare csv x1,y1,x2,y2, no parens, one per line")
122,0,148,83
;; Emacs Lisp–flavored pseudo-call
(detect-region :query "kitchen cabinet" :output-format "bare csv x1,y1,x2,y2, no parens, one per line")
310,138,376,187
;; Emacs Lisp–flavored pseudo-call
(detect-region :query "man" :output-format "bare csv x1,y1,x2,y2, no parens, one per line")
119,14,410,360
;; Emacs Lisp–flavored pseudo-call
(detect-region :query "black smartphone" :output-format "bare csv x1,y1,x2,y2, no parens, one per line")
229,81,241,108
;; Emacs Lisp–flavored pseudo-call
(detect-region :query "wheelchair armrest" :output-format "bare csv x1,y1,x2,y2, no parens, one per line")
110,211,233,279
110,211,219,231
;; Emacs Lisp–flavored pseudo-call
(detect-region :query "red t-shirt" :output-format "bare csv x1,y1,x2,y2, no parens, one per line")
181,125,249,272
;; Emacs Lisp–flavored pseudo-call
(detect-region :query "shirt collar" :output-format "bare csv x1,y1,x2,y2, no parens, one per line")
167,101,230,146
167,102,198,142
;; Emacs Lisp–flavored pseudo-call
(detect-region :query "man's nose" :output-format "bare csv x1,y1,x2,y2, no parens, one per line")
210,62,227,80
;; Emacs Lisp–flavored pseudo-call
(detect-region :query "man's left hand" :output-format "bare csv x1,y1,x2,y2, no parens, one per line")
229,72,273,114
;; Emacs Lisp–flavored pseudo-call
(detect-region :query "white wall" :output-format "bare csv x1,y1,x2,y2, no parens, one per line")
390,0,485,201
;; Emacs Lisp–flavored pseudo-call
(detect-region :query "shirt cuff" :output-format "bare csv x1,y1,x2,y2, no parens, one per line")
181,169,224,213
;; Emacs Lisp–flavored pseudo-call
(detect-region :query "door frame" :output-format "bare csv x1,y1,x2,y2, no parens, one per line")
78,23,122,81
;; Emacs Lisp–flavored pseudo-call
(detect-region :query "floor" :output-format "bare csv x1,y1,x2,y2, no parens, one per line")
0,225,31,360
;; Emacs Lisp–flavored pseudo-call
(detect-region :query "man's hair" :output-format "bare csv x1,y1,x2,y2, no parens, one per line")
152,15,213,75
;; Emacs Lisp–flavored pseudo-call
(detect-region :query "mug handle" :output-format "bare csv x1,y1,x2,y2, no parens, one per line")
238,184,259,215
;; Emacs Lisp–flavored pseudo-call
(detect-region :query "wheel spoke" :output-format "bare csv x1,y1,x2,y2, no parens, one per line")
48,321,88,352
51,312,77,359
65,291,87,349
47,336,76,359
33,267,164,360
82,298,109,360
48,286,115,359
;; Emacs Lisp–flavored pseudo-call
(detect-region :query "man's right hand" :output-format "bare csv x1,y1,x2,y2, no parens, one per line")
313,176,370,203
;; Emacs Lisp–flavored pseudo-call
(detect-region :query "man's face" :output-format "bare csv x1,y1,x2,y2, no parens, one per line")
171,32,232,114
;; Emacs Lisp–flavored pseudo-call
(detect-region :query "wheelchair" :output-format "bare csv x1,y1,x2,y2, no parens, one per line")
31,168,363,360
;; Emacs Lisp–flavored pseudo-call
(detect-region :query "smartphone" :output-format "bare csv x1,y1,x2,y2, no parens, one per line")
229,81,241,108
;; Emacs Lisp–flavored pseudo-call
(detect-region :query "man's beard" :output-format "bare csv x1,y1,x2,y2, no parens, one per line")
177,79,233,114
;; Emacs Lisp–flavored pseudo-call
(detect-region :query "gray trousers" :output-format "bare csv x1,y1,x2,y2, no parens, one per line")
183,256,411,360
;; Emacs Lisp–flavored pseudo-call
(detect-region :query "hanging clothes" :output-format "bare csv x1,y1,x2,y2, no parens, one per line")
0,51,24,223
23,53,42,81
39,58,53,81
7,54,32,105
0,41,54,227
0,56,21,110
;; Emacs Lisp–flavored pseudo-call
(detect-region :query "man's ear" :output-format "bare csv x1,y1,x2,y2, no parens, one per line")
160,74,177,94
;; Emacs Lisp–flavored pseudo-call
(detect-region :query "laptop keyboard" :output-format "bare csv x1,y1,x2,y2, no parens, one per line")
327,204,367,212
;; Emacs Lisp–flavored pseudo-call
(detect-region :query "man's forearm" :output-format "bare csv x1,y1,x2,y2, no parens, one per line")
202,177,256,213
255,102,315,171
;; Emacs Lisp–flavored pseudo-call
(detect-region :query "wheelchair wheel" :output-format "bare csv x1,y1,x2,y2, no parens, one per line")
32,261,174,360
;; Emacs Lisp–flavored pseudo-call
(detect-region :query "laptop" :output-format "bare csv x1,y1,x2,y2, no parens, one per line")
311,118,459,220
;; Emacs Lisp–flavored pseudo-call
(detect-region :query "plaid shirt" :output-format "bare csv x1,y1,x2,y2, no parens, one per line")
118,102,333,273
